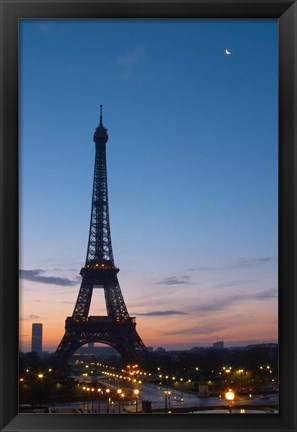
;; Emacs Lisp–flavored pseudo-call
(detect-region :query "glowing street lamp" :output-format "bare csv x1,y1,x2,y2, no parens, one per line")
225,389,235,413
120,393,125,412
106,388,111,413
97,388,102,413
133,389,140,413
117,389,122,413
167,391,171,409
164,390,171,413
37,373,44,407
91,388,95,412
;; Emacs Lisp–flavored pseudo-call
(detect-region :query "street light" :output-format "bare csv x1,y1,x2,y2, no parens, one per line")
117,389,122,413
121,393,125,412
225,389,235,414
167,391,171,409
97,388,101,413
86,387,91,412
106,388,110,413
37,373,44,407
164,390,171,413
91,388,95,412
133,389,140,413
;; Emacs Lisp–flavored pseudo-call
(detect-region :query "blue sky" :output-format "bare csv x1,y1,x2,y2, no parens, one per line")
19,19,278,352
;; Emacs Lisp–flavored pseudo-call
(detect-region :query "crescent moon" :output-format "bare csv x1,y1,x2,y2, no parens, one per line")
225,49,231,55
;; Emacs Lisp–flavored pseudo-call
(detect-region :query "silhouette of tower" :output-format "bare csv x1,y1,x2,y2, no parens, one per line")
53,106,147,367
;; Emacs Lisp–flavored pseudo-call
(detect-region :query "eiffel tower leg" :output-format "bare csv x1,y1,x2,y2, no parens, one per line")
53,332,79,367
53,279,93,366
114,322,147,364
72,279,93,319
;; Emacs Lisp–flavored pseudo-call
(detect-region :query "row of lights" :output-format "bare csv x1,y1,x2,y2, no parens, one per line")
81,385,140,413
19,369,53,382
81,386,140,398
101,370,143,384
76,360,275,392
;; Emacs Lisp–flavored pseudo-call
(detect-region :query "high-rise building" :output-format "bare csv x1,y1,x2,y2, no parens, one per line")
31,323,42,356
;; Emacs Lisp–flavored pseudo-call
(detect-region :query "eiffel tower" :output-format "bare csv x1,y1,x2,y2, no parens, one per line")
53,106,147,368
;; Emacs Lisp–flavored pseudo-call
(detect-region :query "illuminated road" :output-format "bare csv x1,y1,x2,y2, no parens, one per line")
65,378,278,413
118,382,278,412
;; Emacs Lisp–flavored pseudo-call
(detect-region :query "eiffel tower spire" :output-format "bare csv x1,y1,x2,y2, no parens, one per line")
85,104,114,266
53,108,147,368
99,104,103,125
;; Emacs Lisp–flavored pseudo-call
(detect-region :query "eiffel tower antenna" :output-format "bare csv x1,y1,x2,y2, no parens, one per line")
99,104,103,125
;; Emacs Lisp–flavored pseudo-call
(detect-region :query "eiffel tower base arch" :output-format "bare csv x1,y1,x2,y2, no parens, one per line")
53,316,146,368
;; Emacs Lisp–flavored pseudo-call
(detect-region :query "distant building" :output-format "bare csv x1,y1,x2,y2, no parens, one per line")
190,346,206,353
155,347,166,353
31,323,43,356
212,341,224,349
247,343,278,349
147,347,154,352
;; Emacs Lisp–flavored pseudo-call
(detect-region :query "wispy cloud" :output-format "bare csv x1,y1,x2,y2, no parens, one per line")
188,256,277,272
117,45,146,79
133,310,188,317
163,325,225,337
187,266,213,272
253,288,278,299
192,296,243,313
213,279,257,289
230,257,277,268
20,314,42,321
19,269,79,286
190,288,277,314
157,276,190,285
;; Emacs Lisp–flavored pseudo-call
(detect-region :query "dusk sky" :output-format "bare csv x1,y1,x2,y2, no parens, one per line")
19,19,278,353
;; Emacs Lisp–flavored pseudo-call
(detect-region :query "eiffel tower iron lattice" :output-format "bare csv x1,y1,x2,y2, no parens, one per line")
53,106,147,367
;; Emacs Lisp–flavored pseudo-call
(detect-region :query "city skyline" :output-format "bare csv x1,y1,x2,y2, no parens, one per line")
19,19,278,353
25,319,277,354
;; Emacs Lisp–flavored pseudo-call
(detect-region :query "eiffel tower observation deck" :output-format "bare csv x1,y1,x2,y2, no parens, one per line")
53,106,147,368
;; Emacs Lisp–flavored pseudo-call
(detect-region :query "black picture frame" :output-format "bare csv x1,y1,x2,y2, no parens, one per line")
0,1,296,431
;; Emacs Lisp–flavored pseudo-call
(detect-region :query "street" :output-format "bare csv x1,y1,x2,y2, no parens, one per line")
50,379,278,414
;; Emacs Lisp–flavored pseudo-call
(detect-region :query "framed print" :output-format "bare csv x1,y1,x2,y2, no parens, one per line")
0,1,296,432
